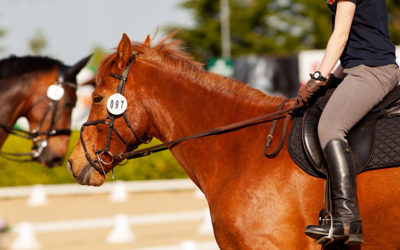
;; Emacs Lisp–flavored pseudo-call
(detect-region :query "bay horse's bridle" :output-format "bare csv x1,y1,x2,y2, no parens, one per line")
80,53,303,177
0,66,75,162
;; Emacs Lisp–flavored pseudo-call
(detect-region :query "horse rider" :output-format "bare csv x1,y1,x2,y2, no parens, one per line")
297,0,400,245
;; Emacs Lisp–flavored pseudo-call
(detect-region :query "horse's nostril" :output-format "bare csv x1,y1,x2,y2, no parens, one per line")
67,160,74,176
50,156,64,166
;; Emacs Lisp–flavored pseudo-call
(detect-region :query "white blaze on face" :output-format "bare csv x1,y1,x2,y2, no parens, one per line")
107,93,128,115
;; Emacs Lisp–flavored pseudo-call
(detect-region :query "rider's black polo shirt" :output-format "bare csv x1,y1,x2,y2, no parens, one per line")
328,0,397,68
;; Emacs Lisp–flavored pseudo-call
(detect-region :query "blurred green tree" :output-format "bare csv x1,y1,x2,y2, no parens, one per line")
0,28,5,52
165,0,400,61
387,0,400,45
298,0,400,46
88,45,107,71
28,29,47,55
165,0,330,61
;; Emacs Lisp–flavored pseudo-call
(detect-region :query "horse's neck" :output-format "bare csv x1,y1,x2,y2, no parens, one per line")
140,64,284,189
0,76,34,145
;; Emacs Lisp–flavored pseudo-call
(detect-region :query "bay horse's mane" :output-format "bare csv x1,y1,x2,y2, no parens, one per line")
0,55,61,80
100,33,283,105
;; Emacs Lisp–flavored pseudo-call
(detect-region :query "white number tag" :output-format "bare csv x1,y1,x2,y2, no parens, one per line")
46,84,65,101
107,93,127,115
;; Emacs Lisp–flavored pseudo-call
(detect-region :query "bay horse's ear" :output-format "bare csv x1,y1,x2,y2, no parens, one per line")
64,54,92,83
144,34,151,47
117,33,132,70
81,77,96,87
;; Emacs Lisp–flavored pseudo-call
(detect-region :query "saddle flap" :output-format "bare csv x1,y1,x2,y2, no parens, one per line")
300,89,334,174
302,106,325,172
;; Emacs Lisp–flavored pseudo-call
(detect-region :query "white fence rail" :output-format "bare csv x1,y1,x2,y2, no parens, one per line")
131,240,219,250
10,210,208,234
9,209,214,249
0,179,197,199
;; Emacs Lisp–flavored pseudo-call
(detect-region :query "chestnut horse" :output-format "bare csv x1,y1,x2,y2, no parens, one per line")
0,55,90,166
68,34,400,249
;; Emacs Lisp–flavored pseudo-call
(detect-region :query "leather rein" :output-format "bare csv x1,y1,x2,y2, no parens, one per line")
0,67,75,162
80,53,303,176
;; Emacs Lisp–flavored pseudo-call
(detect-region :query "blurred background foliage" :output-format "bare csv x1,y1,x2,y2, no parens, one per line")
166,0,400,61
0,132,186,187
0,0,399,62
0,28,5,52
28,29,47,55
387,0,400,43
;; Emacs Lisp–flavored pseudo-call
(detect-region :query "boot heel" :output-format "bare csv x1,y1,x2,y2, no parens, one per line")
345,233,363,245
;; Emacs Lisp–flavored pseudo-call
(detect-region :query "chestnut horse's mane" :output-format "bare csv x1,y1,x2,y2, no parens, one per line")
100,33,283,105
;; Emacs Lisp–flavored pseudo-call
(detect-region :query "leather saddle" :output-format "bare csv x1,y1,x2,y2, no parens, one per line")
288,85,400,179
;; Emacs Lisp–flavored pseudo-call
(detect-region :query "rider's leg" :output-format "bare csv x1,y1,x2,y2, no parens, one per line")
305,64,399,245
306,139,362,244
318,64,399,149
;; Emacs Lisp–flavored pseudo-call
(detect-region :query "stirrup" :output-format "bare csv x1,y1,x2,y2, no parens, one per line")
315,212,334,245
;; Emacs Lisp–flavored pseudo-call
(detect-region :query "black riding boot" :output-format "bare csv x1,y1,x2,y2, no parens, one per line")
305,139,363,245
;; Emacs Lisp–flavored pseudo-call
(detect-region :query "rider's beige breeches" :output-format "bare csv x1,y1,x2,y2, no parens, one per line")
318,64,400,149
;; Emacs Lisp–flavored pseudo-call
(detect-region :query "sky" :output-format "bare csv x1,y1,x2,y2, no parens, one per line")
0,0,194,65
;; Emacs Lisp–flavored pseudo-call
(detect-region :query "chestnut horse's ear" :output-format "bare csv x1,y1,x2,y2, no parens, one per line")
117,33,132,70
144,34,151,47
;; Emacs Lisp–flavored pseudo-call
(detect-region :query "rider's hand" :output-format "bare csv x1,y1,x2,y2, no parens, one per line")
297,78,326,105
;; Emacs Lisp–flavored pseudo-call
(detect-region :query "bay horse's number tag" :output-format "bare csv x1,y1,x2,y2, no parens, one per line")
46,84,64,101
107,93,127,115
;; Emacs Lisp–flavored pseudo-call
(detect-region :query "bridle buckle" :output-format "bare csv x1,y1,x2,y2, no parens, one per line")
93,144,114,166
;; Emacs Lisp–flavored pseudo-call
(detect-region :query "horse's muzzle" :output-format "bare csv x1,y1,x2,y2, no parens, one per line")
67,160,104,186
67,160,76,177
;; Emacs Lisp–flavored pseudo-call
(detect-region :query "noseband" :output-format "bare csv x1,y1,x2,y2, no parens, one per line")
80,54,151,176
0,66,75,161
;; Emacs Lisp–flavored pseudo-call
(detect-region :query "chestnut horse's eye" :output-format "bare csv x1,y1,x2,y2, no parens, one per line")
93,96,103,103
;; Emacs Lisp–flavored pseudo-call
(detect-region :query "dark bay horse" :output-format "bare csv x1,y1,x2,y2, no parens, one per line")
67,34,400,249
0,55,91,166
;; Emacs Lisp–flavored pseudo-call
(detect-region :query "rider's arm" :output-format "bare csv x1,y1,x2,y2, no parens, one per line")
318,0,356,78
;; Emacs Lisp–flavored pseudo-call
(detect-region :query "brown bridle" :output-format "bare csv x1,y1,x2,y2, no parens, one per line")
80,54,151,176
80,53,303,177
